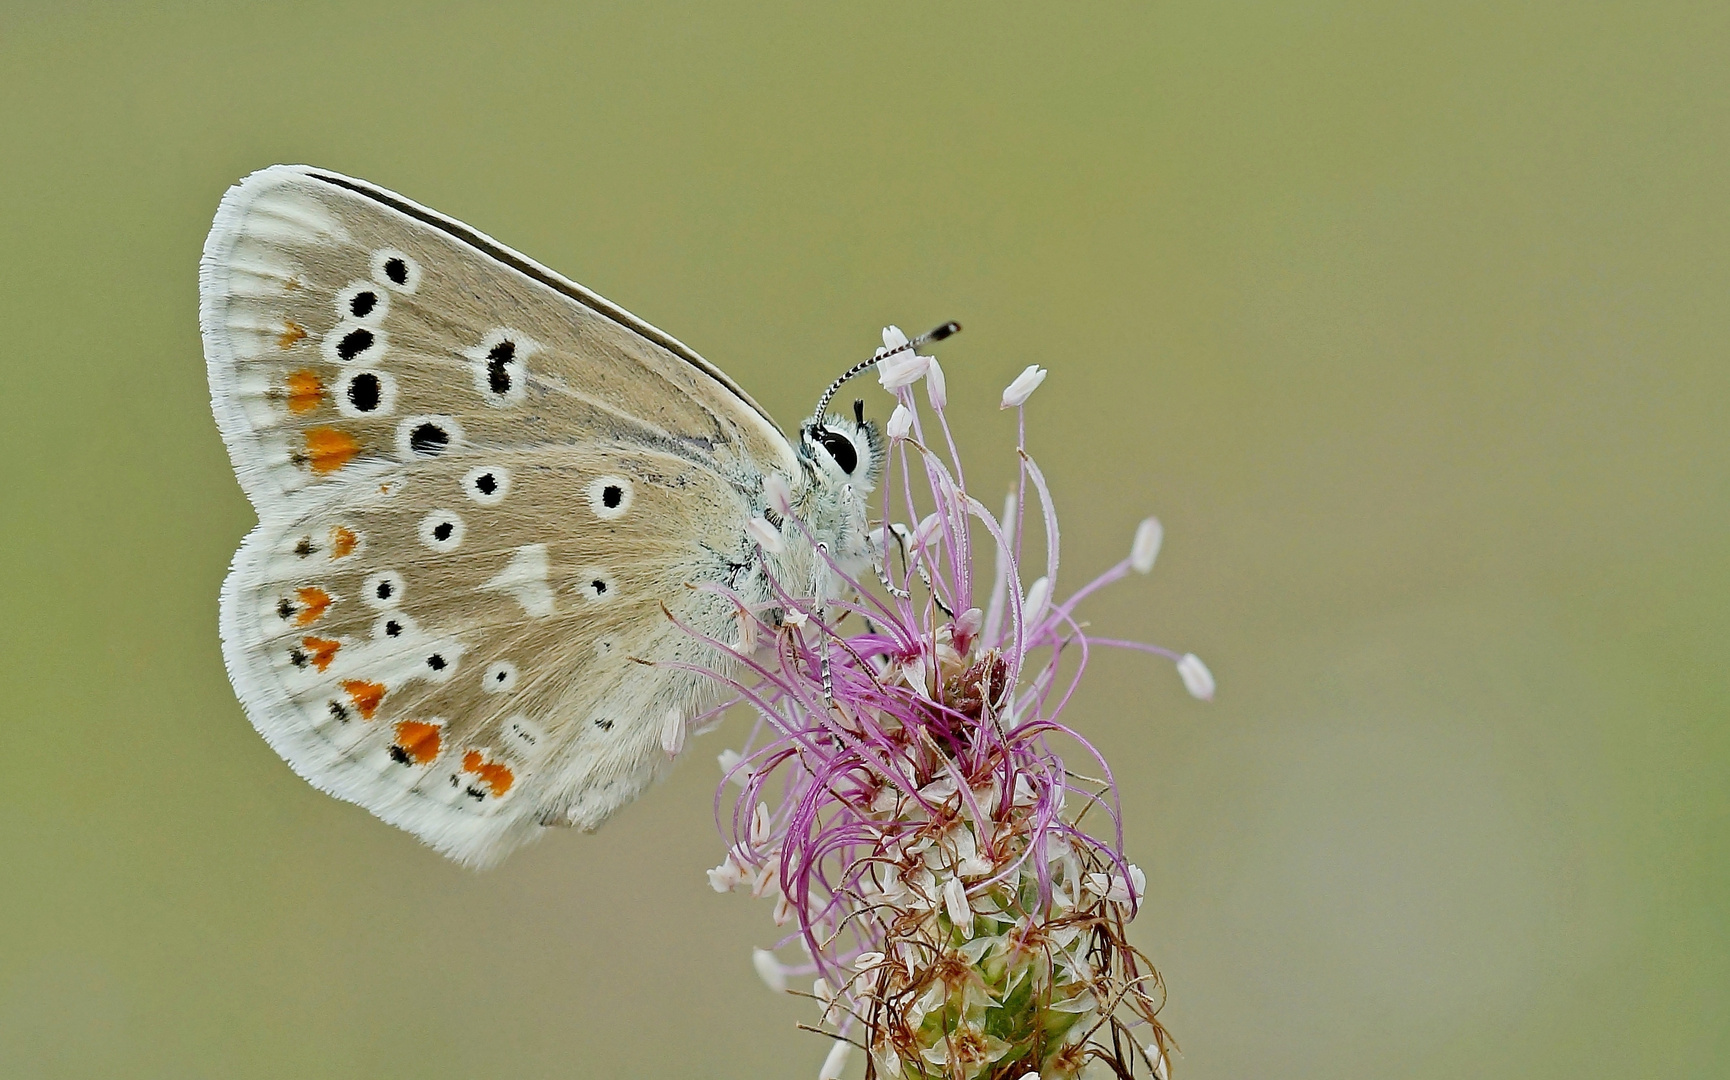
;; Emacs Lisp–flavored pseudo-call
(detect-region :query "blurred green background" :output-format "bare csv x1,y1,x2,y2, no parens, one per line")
3,2,1726,1076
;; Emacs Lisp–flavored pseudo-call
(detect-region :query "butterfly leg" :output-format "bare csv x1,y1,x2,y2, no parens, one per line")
874,525,913,599
886,523,955,618
813,543,837,708
874,555,913,600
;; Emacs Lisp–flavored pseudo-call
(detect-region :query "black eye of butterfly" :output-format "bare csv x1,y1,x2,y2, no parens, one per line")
817,429,858,474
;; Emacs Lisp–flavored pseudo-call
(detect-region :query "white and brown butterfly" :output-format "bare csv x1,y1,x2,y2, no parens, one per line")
201,165,948,867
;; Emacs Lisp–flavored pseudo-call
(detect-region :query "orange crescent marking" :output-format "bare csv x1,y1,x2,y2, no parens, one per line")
300,636,341,672
329,525,358,559
392,721,442,765
304,428,360,474
461,750,516,797
284,369,324,414
342,680,385,720
278,319,307,349
293,587,332,626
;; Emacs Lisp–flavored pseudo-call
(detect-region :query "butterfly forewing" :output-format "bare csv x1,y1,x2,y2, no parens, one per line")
202,165,795,866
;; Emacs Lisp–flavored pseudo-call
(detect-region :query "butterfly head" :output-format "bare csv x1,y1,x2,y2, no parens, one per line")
799,398,883,494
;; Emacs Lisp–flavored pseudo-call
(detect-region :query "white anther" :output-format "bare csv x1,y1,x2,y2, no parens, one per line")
926,357,947,410
1177,652,1215,700
764,473,794,517
878,351,932,390
1000,364,1048,408
818,1040,852,1080
1022,575,1051,631
707,855,742,893
745,515,785,554
1131,516,1164,574
752,948,788,993
735,607,759,653
886,402,913,439
660,709,685,756
1146,1044,1170,1080
943,875,973,938
912,512,943,550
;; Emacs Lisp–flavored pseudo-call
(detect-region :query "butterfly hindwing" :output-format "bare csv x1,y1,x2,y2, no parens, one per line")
202,166,797,866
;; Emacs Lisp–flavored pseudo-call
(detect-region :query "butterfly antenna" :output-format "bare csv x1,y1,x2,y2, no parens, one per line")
811,321,960,423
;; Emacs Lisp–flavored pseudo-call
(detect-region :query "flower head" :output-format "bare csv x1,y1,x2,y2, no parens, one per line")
692,341,1207,1079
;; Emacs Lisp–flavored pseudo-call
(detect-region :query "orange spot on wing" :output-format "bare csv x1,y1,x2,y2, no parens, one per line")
300,636,340,672
293,587,331,625
304,428,360,474
392,721,442,765
342,680,385,720
461,750,516,797
278,319,307,349
284,369,324,414
329,525,358,559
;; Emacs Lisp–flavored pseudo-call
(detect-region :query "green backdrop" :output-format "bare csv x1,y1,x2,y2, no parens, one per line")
2,2,1725,1077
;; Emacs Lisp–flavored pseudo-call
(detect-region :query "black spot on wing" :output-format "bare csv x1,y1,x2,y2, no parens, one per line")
410,423,448,456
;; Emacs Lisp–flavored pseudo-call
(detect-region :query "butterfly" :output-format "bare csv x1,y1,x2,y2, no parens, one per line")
201,165,952,867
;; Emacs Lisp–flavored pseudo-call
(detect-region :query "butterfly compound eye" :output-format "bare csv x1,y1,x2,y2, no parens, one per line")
817,429,859,474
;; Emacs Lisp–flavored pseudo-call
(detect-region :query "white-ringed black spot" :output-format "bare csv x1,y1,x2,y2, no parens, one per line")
417,510,465,552
362,570,405,609
337,328,373,361
487,340,514,393
577,568,617,604
396,415,464,461
461,464,510,506
277,597,295,620
412,424,446,455
335,281,389,324
338,369,397,417
322,323,388,366
586,475,634,520
370,610,417,641
594,718,614,731
347,373,378,410
482,661,519,694
467,329,531,406
328,700,350,723
370,248,421,293
415,641,462,683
